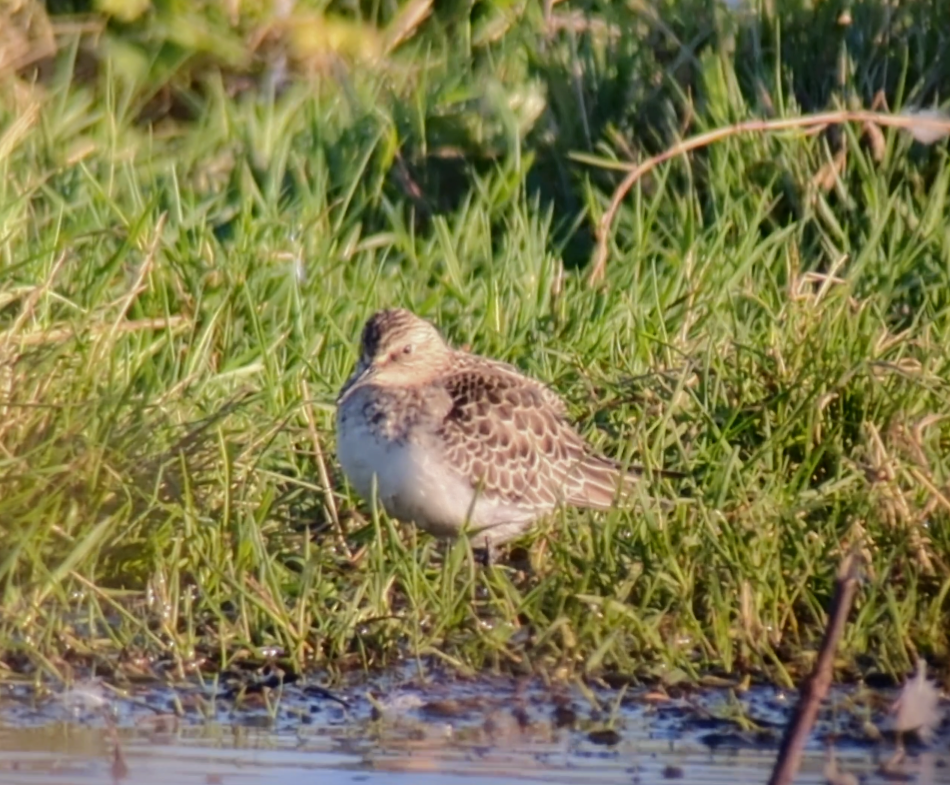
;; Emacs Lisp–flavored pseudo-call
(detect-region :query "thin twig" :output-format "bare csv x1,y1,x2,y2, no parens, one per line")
589,109,950,285
382,0,433,54
301,378,351,559
107,212,167,344
10,316,187,348
2,250,69,345
768,552,863,785
0,101,40,159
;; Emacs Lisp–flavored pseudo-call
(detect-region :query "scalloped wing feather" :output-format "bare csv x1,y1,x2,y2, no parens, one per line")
434,364,637,512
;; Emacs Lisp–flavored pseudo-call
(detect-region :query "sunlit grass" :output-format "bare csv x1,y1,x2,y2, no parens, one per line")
0,0,948,688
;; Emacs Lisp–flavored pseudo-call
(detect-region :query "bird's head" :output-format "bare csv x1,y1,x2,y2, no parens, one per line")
338,309,450,401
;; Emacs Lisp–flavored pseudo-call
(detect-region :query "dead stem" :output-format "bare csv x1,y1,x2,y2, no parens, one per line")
767,552,863,785
589,109,950,285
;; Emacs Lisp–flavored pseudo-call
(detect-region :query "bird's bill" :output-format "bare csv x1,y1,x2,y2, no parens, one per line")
336,359,374,404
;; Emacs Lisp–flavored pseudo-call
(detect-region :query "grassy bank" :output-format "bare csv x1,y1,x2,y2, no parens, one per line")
1,0,948,688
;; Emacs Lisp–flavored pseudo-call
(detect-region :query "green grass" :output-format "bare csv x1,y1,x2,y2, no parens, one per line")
1,0,949,688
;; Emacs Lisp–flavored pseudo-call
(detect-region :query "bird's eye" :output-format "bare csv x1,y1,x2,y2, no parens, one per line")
388,344,413,363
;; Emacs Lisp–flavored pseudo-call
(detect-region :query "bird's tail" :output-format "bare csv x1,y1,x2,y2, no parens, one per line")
563,454,681,509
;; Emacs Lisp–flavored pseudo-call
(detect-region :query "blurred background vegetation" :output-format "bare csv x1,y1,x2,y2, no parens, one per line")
7,0,950,271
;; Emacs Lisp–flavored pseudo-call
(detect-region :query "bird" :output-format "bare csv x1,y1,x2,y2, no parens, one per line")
335,308,667,549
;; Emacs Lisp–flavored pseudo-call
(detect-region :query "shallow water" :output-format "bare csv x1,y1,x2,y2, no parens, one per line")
1,672,947,784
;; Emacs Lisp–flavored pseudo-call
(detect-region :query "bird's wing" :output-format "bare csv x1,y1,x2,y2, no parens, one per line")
454,353,570,417
432,366,635,511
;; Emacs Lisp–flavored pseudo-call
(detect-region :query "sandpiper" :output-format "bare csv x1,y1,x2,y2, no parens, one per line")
336,309,664,547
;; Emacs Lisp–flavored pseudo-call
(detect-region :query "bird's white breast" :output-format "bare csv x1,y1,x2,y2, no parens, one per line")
336,392,477,537
336,384,545,543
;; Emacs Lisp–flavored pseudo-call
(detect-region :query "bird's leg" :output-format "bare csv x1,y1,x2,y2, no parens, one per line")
475,535,497,568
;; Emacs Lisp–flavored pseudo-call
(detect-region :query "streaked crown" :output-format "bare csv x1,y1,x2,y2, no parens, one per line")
359,308,448,365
